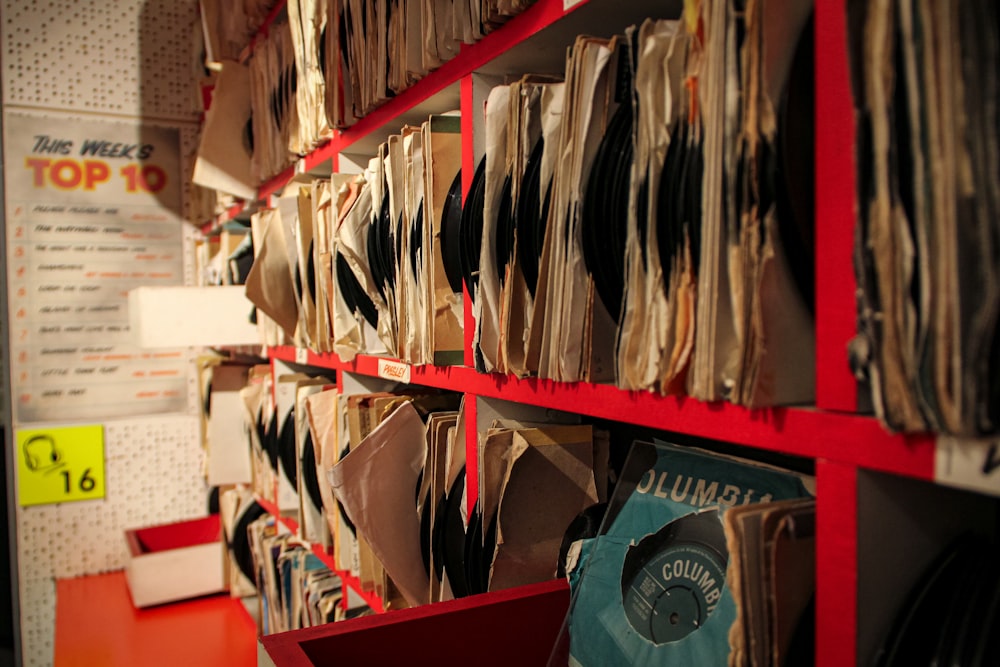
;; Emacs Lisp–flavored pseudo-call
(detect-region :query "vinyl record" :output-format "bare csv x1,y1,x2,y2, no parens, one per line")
263,413,279,471
390,211,402,292
557,502,608,579
934,547,995,667
656,119,704,287
432,493,449,583
874,535,985,667
243,114,255,155
306,239,317,303
410,202,424,282
440,169,465,294
300,430,324,513
419,472,432,578
230,500,267,585
368,194,391,302
335,443,356,535
277,409,298,489
774,11,815,316
228,236,255,285
620,509,728,645
459,156,487,301
464,499,485,595
271,63,297,131
336,251,378,328
318,25,328,80
481,509,497,594
516,139,545,297
972,565,1000,665
439,467,469,598
582,102,632,318
494,172,515,288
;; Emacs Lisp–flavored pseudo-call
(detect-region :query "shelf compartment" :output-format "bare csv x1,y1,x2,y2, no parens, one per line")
255,497,385,614
268,346,935,483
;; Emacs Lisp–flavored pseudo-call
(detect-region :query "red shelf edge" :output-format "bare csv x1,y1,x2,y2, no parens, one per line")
268,345,935,483
199,200,248,236
247,0,574,199
241,0,289,64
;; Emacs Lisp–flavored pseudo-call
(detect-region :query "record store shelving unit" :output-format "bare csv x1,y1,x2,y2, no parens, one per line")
202,1,1000,665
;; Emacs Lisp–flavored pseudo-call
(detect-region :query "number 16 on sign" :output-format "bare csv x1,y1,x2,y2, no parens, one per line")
16,425,106,506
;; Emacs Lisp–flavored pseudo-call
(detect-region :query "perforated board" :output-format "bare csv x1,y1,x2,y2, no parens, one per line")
2,1,208,665
2,0,201,121
17,416,207,666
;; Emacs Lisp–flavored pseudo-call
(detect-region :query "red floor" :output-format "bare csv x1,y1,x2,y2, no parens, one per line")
54,571,257,667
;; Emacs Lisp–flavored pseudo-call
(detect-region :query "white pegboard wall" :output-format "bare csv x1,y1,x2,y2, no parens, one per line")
3,2,215,664
17,415,208,667
2,0,201,121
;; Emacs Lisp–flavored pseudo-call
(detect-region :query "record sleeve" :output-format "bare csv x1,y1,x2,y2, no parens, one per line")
561,440,811,666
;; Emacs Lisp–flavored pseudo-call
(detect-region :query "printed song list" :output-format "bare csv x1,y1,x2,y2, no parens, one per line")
4,111,189,422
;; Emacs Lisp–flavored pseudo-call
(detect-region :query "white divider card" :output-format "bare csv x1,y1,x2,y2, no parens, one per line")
4,110,189,422
935,436,1000,498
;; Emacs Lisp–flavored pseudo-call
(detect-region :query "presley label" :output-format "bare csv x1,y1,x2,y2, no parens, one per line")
377,358,411,384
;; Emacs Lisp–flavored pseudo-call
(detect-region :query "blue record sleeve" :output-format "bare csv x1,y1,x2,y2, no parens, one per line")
565,440,812,666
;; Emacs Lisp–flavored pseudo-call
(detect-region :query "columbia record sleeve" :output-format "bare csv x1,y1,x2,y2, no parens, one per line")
564,440,811,666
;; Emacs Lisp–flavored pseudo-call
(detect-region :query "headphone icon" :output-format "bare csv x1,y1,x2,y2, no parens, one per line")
23,434,64,473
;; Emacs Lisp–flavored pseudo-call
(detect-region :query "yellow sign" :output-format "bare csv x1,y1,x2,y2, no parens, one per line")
17,425,105,506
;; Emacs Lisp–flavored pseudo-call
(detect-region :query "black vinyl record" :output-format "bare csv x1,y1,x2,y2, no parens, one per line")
582,102,633,319
494,172,515,289
464,500,484,595
230,500,266,585
335,443,356,535
620,510,728,645
277,409,298,490
336,251,378,328
263,413,279,471
459,156,487,301
306,239,317,303
439,467,469,598
440,169,465,294
419,473,432,579
481,509,497,594
774,11,815,316
656,119,704,288
300,430,324,514
516,139,545,297
557,502,608,579
410,201,424,283
390,211,402,292
368,194,391,302
874,535,993,667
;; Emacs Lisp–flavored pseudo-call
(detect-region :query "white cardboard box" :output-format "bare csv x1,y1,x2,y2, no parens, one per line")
124,515,227,608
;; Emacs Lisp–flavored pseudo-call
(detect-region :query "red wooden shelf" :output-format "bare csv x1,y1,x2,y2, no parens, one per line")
193,1,1000,665
200,200,248,236
238,0,289,63
268,345,934,483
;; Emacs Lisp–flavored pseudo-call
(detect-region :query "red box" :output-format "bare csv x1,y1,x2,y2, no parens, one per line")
124,514,226,608
259,579,570,667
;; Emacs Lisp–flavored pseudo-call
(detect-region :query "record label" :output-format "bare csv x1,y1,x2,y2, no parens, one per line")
621,510,727,644
623,543,725,643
